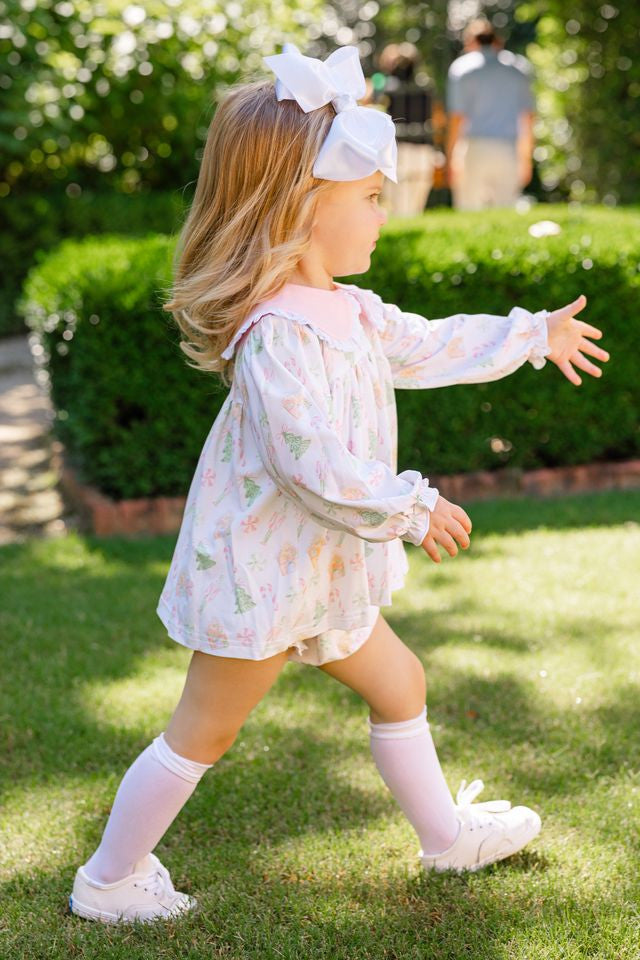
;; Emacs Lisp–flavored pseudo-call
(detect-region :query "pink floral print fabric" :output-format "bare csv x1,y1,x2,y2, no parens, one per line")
156,281,550,665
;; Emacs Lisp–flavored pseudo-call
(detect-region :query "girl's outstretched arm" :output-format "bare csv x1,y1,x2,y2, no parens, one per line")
367,288,607,389
236,312,438,546
365,289,552,388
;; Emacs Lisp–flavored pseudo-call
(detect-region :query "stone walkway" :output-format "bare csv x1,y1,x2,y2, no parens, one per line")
0,333,78,546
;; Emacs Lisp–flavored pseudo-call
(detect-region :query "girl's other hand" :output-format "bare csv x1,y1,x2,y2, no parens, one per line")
545,294,610,386
420,496,472,564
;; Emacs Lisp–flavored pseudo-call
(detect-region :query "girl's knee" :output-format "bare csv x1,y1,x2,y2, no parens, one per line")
370,652,426,723
164,725,239,765
404,650,427,703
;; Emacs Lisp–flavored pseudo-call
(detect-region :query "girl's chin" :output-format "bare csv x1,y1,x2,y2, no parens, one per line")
338,250,374,276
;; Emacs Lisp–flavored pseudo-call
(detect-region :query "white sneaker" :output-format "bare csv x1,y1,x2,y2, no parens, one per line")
69,852,197,924
419,778,541,873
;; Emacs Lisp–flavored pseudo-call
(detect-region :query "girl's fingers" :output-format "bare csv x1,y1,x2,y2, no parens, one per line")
568,293,587,314
436,531,458,557
447,518,471,549
451,504,472,533
578,337,609,362
557,358,582,386
422,535,441,563
576,319,603,339
424,507,473,561
557,294,587,318
571,350,603,378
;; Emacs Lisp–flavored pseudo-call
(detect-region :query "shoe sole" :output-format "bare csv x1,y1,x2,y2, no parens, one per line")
420,816,541,874
69,894,197,924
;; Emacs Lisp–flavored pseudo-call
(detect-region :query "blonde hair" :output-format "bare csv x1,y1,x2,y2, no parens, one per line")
163,78,337,389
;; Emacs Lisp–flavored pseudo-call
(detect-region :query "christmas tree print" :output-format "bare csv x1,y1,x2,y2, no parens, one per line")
235,585,257,614
243,476,262,506
195,546,216,570
283,431,311,460
314,600,327,621
221,431,233,462
359,509,389,526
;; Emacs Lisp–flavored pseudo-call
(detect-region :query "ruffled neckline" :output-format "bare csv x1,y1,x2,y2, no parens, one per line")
221,280,379,359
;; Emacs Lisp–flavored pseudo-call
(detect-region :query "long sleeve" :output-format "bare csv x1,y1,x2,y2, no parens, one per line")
236,313,439,546
370,292,551,389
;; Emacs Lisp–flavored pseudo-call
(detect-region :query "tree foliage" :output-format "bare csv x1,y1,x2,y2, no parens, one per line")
0,0,323,196
521,0,639,204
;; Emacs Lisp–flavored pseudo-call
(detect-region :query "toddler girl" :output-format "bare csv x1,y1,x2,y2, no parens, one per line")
69,42,608,924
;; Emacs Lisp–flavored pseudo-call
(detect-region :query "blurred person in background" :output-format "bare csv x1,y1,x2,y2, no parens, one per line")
446,17,535,210
364,43,444,217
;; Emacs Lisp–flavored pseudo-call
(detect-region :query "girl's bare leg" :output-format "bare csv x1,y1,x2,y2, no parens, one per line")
165,647,292,762
318,612,426,722
318,613,460,854
83,646,293,882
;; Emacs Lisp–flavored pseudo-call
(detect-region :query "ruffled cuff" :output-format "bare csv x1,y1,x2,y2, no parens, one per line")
399,477,440,547
526,308,552,370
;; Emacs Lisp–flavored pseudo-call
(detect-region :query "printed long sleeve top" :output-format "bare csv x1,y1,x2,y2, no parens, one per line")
156,280,550,661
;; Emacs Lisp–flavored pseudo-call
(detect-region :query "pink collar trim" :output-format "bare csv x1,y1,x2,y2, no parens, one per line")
220,281,375,360
264,282,362,339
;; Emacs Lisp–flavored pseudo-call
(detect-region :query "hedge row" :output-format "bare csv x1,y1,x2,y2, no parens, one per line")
18,205,639,499
1,190,187,338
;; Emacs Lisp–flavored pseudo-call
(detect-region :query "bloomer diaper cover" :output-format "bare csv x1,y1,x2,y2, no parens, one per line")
286,604,380,667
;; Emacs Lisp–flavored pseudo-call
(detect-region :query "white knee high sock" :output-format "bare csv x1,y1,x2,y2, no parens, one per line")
368,706,461,856
83,733,214,884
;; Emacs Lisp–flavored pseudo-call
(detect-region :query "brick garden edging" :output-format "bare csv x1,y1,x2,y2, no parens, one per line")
52,441,186,537
429,459,640,503
52,439,640,538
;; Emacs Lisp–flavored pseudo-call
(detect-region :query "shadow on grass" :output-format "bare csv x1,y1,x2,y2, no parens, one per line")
0,830,634,960
1,493,639,958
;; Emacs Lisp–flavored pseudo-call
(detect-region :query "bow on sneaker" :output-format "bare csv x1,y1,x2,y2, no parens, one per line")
419,778,542,874
455,778,512,813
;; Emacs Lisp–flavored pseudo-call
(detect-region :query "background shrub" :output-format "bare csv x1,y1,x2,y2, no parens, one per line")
18,205,639,499
0,190,186,337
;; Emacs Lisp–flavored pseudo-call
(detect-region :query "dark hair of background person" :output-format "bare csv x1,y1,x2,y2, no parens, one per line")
373,42,433,146
462,17,498,47
377,42,421,82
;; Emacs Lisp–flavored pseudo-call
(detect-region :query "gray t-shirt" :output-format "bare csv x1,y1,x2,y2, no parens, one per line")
447,47,534,141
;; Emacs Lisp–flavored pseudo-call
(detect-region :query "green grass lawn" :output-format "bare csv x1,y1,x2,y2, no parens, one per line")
1,489,639,959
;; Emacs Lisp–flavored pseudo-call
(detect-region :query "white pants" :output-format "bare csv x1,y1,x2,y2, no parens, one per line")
452,137,520,211
381,142,436,218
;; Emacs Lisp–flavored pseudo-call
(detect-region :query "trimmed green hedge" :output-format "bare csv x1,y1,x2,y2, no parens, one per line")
1,190,187,338
378,205,640,475
18,233,226,499
18,205,639,499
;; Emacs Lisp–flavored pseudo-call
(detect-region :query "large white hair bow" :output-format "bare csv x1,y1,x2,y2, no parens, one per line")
263,42,398,183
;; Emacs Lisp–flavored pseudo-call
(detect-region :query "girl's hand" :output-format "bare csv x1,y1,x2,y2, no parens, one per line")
545,294,610,386
420,496,472,564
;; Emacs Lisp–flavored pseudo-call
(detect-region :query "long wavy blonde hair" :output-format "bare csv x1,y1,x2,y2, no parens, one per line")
163,78,337,389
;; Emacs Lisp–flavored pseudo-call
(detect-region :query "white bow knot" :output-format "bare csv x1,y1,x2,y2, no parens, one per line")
263,42,398,183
